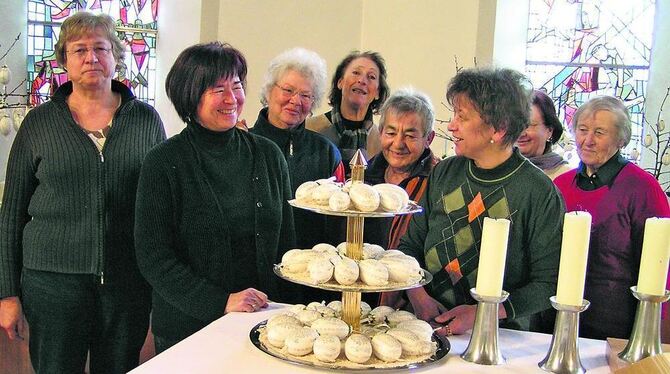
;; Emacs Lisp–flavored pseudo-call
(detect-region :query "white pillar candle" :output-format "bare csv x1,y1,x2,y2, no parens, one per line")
555,211,592,306
637,217,670,296
476,217,511,297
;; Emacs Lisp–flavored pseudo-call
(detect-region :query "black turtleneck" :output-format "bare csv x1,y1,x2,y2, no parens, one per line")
188,125,258,290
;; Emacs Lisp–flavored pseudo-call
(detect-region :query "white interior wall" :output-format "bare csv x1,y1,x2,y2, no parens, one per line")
492,0,529,71
154,0,205,136
215,0,363,127
360,0,487,158
205,0,487,159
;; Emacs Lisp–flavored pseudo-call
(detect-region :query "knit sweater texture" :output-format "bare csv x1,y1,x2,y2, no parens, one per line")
135,124,298,341
399,149,564,329
0,80,165,298
251,108,343,248
554,163,670,339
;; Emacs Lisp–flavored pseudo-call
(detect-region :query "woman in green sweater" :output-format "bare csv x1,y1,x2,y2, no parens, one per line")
393,68,564,336
0,13,165,373
135,42,298,353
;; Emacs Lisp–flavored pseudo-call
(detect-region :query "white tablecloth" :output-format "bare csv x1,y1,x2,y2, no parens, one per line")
130,303,611,373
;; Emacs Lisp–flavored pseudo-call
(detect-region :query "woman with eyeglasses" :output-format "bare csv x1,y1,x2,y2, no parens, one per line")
251,48,344,247
0,12,165,373
250,48,344,304
516,90,570,180
135,42,300,353
306,50,389,176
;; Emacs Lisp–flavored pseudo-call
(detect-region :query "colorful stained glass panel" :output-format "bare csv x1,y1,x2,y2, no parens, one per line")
525,0,655,163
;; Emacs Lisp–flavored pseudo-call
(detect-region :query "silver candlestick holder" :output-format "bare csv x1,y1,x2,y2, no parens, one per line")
461,288,509,365
539,296,590,374
618,286,670,363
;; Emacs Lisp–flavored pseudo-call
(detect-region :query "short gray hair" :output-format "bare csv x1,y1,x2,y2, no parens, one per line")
379,87,435,137
571,96,632,147
260,47,327,111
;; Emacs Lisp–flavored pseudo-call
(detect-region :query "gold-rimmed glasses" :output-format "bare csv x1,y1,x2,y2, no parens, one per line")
274,84,314,104
67,46,113,59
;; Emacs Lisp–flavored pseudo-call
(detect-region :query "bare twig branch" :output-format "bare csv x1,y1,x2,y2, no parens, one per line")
7,79,27,96
646,86,670,185
0,33,21,62
434,128,454,142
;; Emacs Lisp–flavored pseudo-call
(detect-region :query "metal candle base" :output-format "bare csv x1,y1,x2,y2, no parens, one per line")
539,296,590,374
461,288,509,365
618,287,670,363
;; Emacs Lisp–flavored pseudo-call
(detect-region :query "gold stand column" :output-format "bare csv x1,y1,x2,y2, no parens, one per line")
341,151,367,332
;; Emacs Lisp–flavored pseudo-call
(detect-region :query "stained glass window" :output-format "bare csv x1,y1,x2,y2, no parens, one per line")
525,0,656,163
27,0,159,107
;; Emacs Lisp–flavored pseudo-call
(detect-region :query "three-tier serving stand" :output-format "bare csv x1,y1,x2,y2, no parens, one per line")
251,150,449,369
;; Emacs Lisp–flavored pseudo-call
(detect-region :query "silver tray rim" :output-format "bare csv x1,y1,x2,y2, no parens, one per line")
273,264,433,292
249,320,450,371
288,199,423,217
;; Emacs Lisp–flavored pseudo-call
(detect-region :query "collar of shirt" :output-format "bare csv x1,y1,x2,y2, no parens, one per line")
575,151,628,190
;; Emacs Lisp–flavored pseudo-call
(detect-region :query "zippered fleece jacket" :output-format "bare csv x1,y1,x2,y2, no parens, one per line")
251,108,343,249
0,80,165,298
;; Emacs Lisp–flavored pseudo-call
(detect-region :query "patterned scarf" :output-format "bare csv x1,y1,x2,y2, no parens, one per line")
330,104,374,163
528,151,568,171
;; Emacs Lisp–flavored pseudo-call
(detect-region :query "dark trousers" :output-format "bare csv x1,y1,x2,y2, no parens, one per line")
21,268,151,374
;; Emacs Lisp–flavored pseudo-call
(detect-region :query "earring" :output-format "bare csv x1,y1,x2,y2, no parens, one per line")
547,138,552,143
489,139,494,144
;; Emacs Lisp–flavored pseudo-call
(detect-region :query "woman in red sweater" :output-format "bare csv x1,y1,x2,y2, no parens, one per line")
554,96,670,340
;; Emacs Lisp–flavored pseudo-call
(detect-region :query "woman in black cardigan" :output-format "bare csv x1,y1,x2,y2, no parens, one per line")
135,42,298,353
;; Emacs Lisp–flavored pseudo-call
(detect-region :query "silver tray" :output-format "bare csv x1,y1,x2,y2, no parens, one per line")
250,320,450,371
274,264,433,293
288,199,422,217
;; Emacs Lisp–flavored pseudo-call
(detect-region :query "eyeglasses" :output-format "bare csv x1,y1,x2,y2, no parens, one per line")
67,47,113,59
274,84,314,104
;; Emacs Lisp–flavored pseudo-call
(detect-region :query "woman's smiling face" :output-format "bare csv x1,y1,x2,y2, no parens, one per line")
447,94,496,162
338,57,380,112
196,75,245,132
516,105,553,158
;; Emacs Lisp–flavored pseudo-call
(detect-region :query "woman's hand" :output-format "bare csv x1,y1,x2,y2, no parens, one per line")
433,304,477,336
224,288,268,313
406,287,447,322
0,296,27,340
379,291,406,309
434,303,507,336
